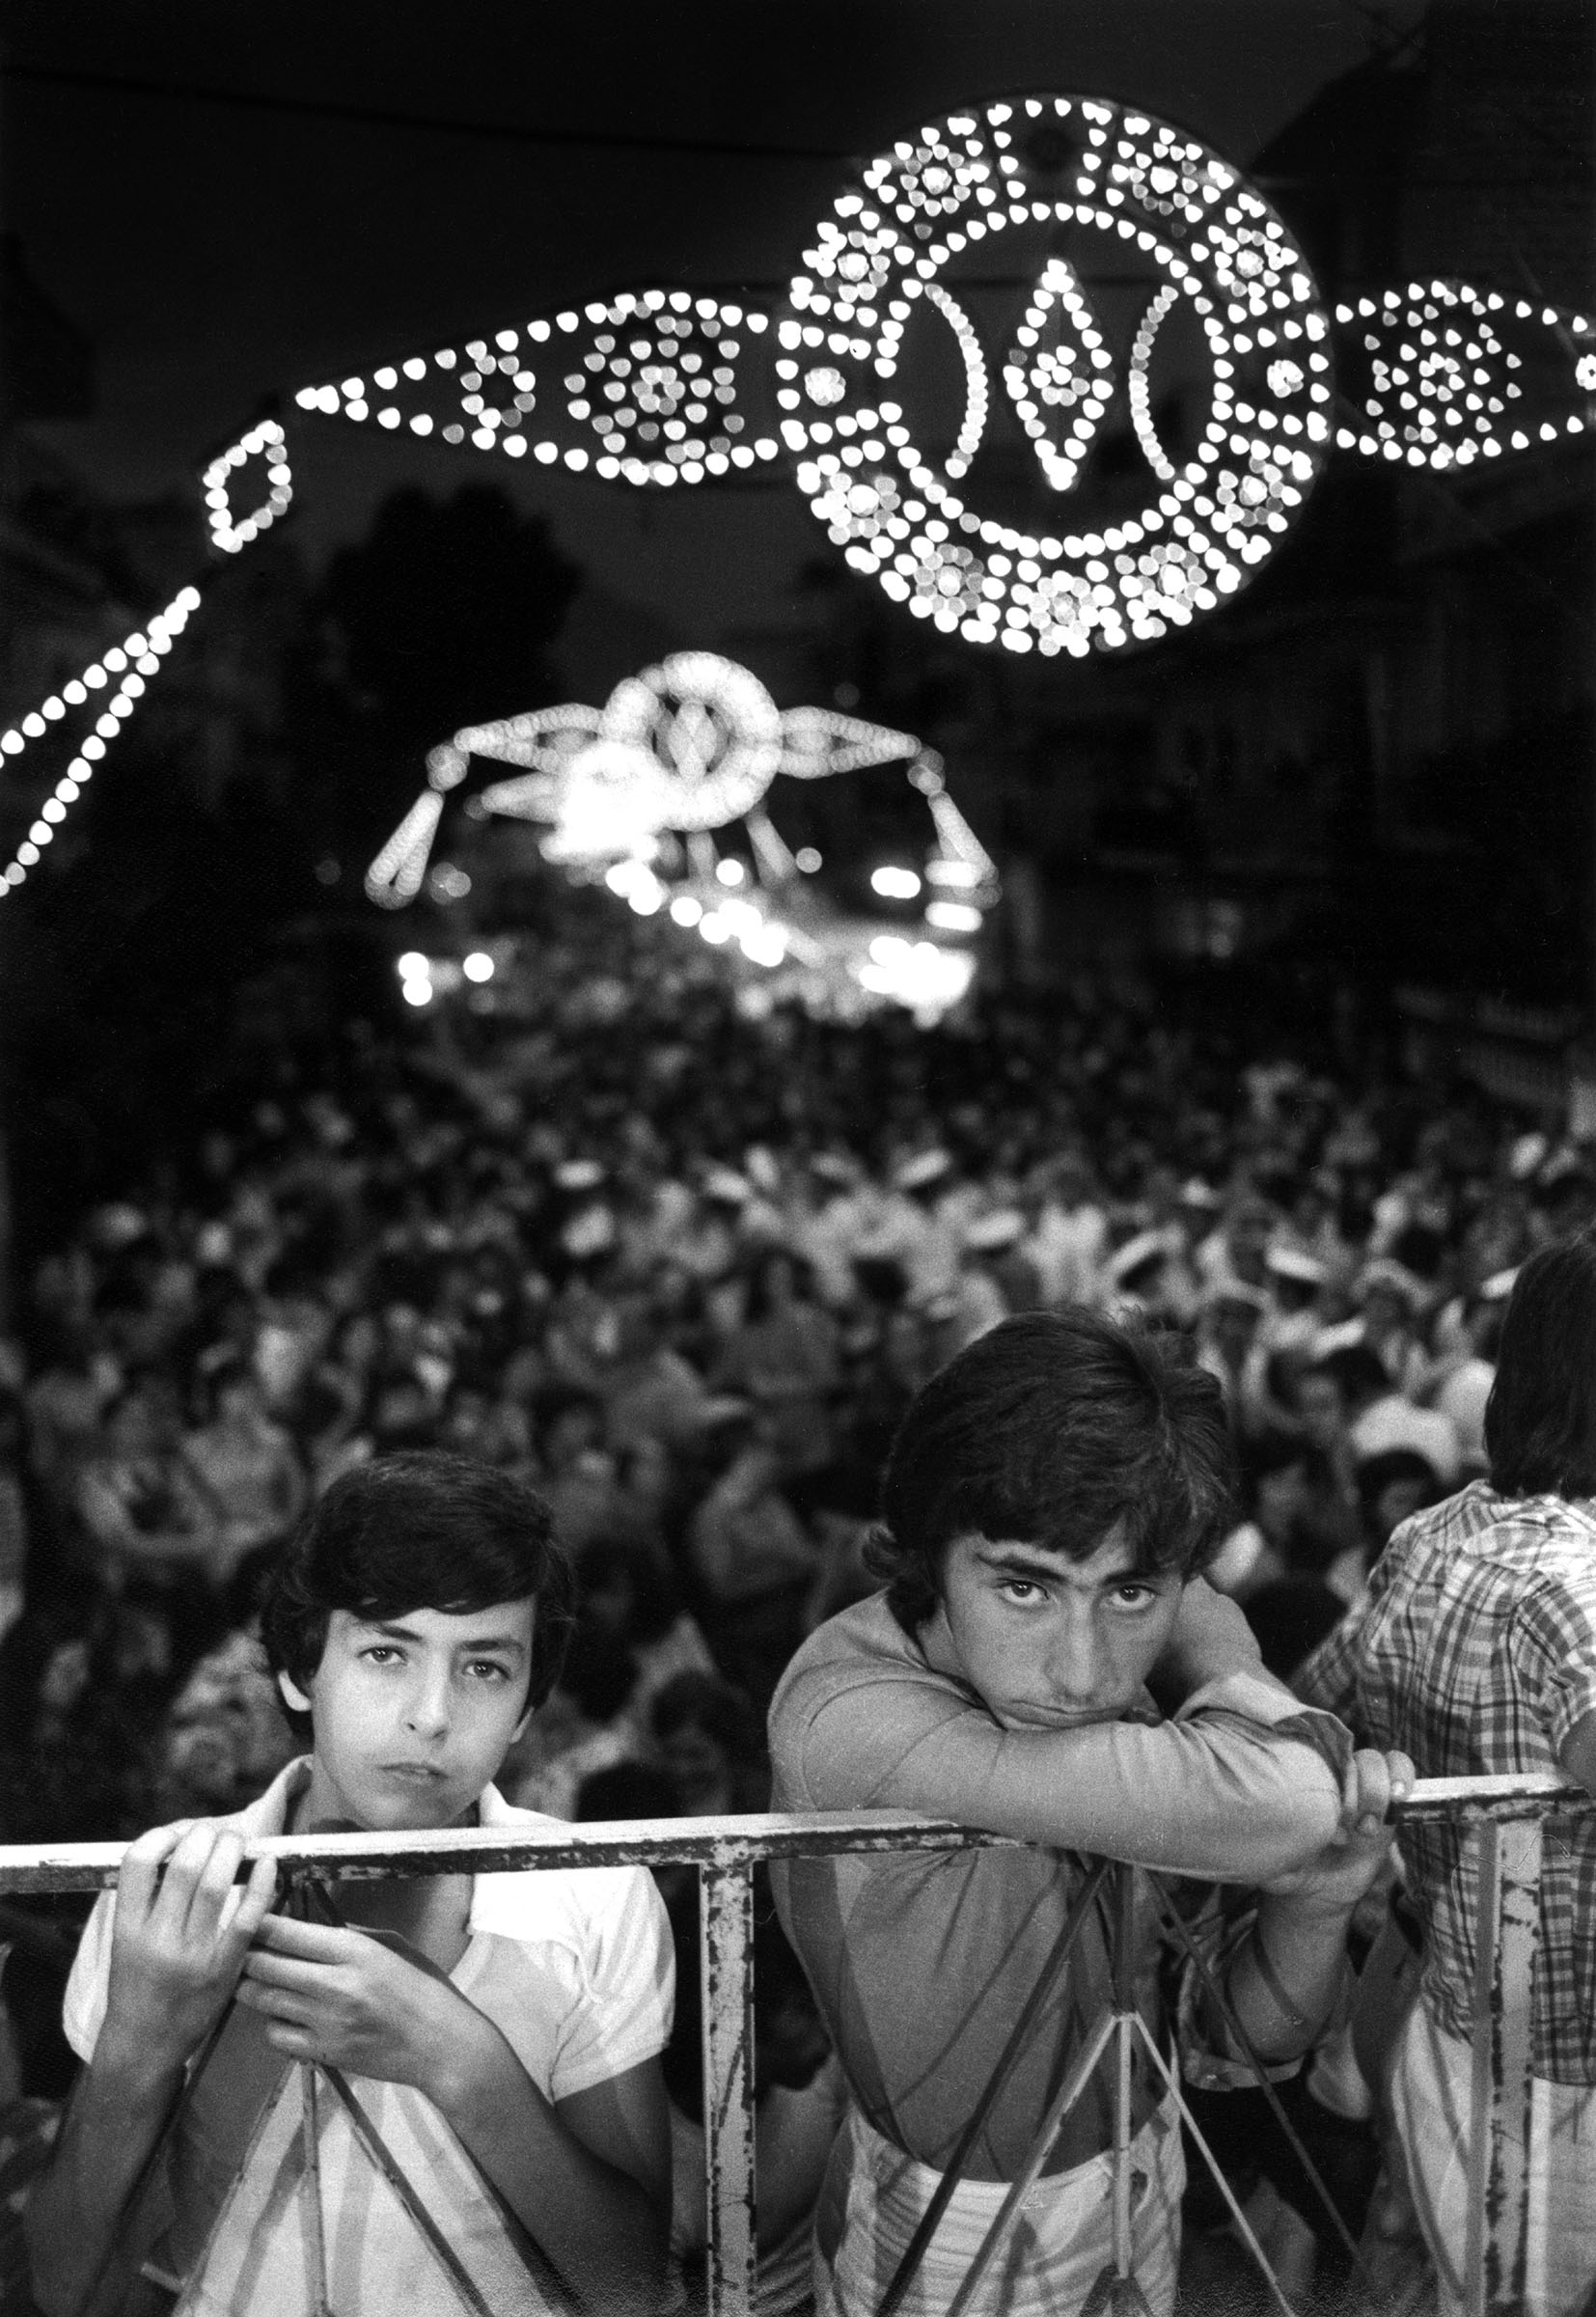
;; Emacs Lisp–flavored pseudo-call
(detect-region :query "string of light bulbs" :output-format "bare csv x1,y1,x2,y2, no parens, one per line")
0,585,205,899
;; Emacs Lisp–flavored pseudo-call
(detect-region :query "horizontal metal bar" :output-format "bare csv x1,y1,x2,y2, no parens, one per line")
2,1778,1590,1895
0,1808,1020,1895
1390,1775,1595,1825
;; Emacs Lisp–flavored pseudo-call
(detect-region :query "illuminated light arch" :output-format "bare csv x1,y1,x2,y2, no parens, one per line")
365,656,931,904
3,94,1591,896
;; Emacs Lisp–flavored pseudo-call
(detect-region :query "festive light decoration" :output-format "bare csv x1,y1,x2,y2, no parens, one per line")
0,585,204,898
201,419,292,552
366,653,925,901
4,94,1590,901
291,293,783,485
270,94,1587,673
1332,283,1594,468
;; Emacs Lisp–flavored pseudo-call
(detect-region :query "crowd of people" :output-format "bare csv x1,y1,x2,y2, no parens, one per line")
0,875,1591,2308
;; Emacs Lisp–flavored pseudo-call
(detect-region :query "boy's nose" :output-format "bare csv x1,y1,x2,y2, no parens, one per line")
404,1674,452,1737
1046,1616,1101,1706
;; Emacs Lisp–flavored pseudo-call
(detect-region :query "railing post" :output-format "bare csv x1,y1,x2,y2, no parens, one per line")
701,1861,757,2317
1465,1815,1543,2317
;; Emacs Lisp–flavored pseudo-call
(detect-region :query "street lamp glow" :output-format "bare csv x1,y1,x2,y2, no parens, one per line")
462,952,494,982
871,865,922,900
400,979,433,1007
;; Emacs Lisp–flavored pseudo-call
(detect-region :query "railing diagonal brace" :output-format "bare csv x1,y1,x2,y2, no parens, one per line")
1149,1873,1378,2301
875,1854,1113,2317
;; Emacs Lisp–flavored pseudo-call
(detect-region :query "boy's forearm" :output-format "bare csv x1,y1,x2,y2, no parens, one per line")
28,2042,182,2317
1224,1894,1353,2064
872,1712,1344,1883
427,2011,667,2312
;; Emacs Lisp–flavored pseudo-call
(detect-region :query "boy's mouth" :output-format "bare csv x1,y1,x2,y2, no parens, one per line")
378,1761,451,1783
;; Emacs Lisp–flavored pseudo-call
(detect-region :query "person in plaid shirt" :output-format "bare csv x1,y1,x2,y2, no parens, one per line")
1297,1227,1596,2317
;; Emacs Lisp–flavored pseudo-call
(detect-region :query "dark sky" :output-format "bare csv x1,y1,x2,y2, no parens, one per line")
4,0,1426,639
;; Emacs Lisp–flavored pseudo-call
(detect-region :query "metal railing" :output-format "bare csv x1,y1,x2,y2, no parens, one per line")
0,1774,1590,2317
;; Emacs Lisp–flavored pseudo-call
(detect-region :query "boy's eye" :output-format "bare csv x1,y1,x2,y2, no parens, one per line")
1002,1580,1044,1604
1110,1585,1157,1611
465,1660,511,1682
362,1644,402,1665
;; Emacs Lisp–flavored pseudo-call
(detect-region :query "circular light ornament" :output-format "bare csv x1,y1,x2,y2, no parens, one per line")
778,94,1333,655
591,651,784,831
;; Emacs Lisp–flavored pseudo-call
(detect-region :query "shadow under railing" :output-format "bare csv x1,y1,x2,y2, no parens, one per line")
0,1774,1588,2317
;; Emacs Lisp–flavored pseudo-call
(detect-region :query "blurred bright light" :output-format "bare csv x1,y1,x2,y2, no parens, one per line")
925,858,981,890
628,885,664,915
400,979,433,1007
740,922,788,968
925,899,982,934
671,895,703,925
699,912,731,945
716,859,746,887
397,952,428,978
795,847,822,873
462,952,494,982
870,866,922,901
857,938,974,1013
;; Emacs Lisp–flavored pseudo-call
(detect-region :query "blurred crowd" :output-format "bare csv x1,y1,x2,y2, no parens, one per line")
0,880,1589,2298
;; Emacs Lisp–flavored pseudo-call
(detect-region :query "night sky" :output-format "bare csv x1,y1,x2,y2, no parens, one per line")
5,0,1426,639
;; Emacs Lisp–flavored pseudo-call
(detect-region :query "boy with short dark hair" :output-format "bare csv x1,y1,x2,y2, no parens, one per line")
770,1310,1408,2316
29,1451,675,2316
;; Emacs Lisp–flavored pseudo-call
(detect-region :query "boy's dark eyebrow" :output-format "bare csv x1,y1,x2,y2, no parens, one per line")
973,1546,1149,1590
365,1618,529,1657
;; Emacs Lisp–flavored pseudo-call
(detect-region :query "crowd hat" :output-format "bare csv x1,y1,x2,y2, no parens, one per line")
894,1148,953,1193
1103,1227,1173,1287
744,1146,783,1197
702,1167,753,1206
1266,1247,1330,1289
963,1209,1026,1254
1354,1257,1427,1310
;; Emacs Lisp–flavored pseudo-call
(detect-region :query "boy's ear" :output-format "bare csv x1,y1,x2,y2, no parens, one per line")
278,1668,314,1716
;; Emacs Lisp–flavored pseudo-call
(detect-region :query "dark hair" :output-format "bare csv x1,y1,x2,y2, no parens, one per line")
1354,1448,1443,1522
1243,1577,1347,1686
1310,1343,1391,1411
260,1450,575,1720
867,1310,1236,1630
573,1760,682,1823
574,1536,679,1644
649,1669,757,1752
1484,1230,1596,1498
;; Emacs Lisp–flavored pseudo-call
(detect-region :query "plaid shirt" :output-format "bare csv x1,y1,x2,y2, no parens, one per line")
1297,1480,1596,2083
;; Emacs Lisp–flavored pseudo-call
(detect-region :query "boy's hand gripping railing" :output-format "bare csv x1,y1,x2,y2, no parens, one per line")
1,1777,1590,2317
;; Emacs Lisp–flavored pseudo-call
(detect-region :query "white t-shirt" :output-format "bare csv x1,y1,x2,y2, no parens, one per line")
64,1759,674,2316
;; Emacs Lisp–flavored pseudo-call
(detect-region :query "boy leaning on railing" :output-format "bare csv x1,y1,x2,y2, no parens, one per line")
769,1310,1410,2317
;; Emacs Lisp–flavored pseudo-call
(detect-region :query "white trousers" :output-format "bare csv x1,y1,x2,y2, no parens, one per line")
1390,1997,1596,2317
813,2099,1184,2317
